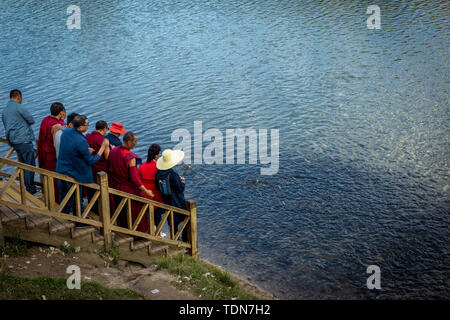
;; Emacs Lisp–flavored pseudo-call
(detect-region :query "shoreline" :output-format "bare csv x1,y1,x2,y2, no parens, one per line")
0,241,274,300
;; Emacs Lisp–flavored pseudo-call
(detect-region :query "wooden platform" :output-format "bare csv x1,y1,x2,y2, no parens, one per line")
0,179,185,265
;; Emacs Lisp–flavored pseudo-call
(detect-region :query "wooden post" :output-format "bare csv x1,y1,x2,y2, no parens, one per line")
97,172,112,251
186,200,198,257
48,176,56,212
19,169,26,205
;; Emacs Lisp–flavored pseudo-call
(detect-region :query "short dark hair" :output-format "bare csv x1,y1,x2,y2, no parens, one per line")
147,144,161,163
123,131,136,143
96,120,108,131
10,89,22,100
67,112,79,125
50,102,65,116
73,115,87,129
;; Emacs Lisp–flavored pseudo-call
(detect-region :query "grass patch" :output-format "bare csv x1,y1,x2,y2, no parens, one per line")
0,237,28,257
97,246,121,265
0,272,144,300
153,254,259,300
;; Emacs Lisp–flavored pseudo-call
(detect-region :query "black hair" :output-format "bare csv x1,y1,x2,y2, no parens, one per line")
123,131,136,143
10,89,22,100
67,112,79,125
73,115,87,129
146,144,161,163
96,120,108,130
50,102,65,116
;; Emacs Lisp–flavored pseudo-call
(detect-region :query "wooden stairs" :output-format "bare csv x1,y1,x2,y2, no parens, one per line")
0,180,185,265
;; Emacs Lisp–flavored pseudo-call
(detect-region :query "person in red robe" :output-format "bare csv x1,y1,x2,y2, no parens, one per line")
107,132,154,233
86,120,110,181
37,102,66,202
37,102,66,171
138,144,164,227
86,120,110,215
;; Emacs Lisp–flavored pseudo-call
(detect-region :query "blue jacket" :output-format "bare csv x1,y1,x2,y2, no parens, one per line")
1,100,35,144
56,128,100,183
105,133,122,148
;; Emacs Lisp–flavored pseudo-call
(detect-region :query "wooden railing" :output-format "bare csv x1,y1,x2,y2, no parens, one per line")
0,139,198,256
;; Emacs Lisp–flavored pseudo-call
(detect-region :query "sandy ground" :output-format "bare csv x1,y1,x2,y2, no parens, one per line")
0,245,197,300
0,245,274,300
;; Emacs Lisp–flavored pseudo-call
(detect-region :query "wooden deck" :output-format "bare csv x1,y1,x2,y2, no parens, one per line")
0,140,198,265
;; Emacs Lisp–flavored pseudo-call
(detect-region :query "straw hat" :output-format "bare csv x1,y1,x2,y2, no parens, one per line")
109,122,127,135
156,149,185,170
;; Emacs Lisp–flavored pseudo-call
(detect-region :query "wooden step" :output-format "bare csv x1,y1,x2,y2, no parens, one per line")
0,205,24,223
113,233,134,246
49,219,75,234
26,214,52,229
91,229,104,245
130,240,152,251
71,226,96,239
149,244,169,256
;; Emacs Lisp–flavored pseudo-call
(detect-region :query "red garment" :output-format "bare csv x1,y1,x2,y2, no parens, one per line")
86,131,107,181
37,115,65,203
138,160,163,204
107,146,147,232
37,116,66,171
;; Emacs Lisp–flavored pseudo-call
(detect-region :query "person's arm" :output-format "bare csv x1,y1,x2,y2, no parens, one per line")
51,124,61,139
102,138,110,160
170,171,185,193
129,158,154,198
17,105,35,125
78,138,100,165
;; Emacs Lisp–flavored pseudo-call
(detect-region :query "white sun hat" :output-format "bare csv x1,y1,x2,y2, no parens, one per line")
156,149,185,170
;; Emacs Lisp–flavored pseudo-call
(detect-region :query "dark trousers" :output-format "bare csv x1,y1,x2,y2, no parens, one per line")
11,142,36,194
58,180,83,215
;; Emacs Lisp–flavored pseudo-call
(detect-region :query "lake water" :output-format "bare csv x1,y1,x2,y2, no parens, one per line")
0,0,448,299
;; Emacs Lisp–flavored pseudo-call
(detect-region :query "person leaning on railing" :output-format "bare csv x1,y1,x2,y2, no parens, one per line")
56,115,108,218
155,149,188,242
107,131,154,234
1,89,37,194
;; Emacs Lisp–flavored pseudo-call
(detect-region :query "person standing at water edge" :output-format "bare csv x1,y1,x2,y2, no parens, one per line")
105,122,126,148
86,120,110,180
37,102,66,171
1,89,37,194
56,115,108,215
37,102,66,201
54,112,79,160
139,144,164,226
107,132,154,233
155,149,188,242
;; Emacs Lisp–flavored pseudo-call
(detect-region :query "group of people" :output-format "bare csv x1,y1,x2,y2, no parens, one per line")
2,89,188,241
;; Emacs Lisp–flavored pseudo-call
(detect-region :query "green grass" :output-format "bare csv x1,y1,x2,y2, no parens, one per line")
97,246,121,265
0,237,28,257
153,254,259,300
0,272,144,300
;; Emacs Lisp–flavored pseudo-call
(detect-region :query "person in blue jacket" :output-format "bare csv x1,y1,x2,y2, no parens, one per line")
155,149,188,242
1,89,37,194
56,115,108,216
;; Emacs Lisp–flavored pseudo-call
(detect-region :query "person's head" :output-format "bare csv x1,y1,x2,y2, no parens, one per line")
73,115,89,133
109,122,126,137
50,102,66,120
146,144,161,163
10,89,22,104
123,131,137,149
67,112,79,129
95,120,108,136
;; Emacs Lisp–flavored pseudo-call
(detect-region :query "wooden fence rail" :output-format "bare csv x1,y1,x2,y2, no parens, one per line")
0,139,198,256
